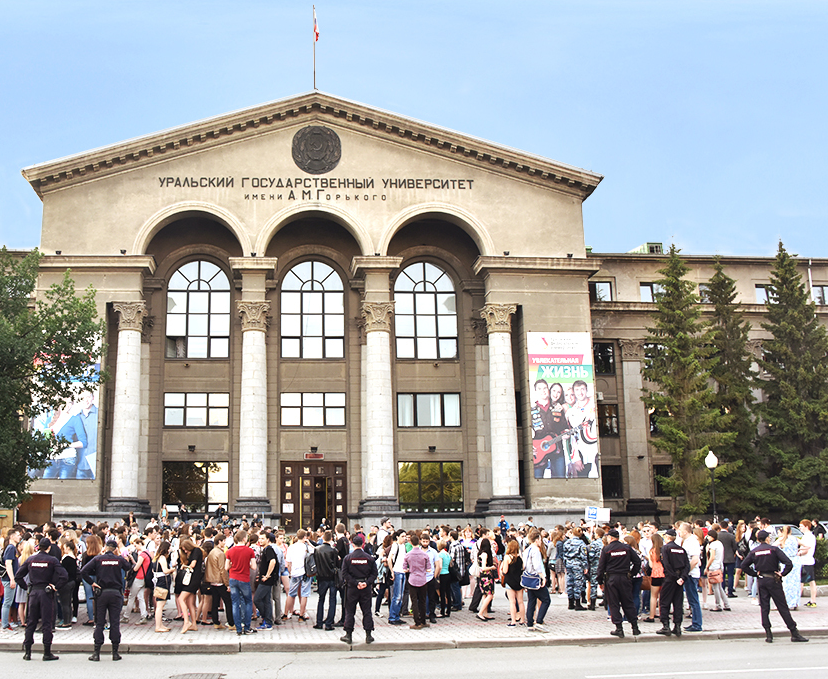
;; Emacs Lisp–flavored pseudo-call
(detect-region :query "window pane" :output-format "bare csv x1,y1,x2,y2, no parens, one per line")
326,408,345,426
325,339,344,357
443,394,460,426
281,393,302,407
210,462,229,482
324,292,344,312
282,292,301,313
281,408,301,426
282,338,301,358
166,314,186,337
415,294,435,315
437,315,456,336
210,338,229,358
189,291,209,314
200,261,220,282
209,393,229,407
436,293,456,313
303,337,323,358
399,483,419,505
282,271,302,291
326,314,344,336
207,482,228,504
304,292,323,314
292,261,313,282
179,261,199,282
395,315,415,336
395,294,414,314
169,271,189,290
189,315,208,336
640,284,654,303
165,393,185,407
209,409,228,427
282,314,301,336
211,292,230,313
304,393,324,407
417,338,438,359
396,337,415,358
188,337,208,358
438,339,457,359
303,314,323,336
186,407,207,427
304,407,324,427
416,315,436,337
210,314,230,336
326,393,345,407
394,273,415,291
165,408,184,426
187,393,207,407
442,462,462,482
416,394,441,426
397,394,414,427
167,291,187,313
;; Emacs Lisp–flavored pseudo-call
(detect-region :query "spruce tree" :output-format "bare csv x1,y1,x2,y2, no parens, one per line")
756,242,828,517
642,245,734,519
705,257,760,515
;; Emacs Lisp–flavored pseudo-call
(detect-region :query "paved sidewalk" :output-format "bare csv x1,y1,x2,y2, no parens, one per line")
1,586,825,655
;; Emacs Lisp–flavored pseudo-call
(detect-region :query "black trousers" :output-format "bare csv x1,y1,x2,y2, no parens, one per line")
210,584,235,626
94,589,123,646
605,573,637,625
439,573,452,616
409,583,427,626
343,585,373,632
659,577,684,626
758,576,797,631
24,589,55,647
426,578,438,619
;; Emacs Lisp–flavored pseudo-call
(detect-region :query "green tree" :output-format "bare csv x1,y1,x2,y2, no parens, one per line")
642,245,734,519
756,242,828,518
705,257,762,515
0,247,106,507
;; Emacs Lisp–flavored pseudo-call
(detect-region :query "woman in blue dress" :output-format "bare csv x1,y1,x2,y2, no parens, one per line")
775,525,801,610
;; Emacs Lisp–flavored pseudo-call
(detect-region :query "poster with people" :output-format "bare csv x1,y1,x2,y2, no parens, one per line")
30,369,100,481
528,332,599,480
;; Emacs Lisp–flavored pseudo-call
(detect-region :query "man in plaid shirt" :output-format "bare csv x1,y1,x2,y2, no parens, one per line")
448,531,468,611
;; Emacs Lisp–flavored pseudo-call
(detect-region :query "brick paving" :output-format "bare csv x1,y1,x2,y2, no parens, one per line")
1,585,825,654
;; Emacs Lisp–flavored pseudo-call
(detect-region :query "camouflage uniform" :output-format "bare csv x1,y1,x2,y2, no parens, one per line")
587,538,604,603
563,537,588,600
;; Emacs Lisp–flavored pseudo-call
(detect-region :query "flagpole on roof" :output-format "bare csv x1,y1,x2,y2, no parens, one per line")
313,6,318,90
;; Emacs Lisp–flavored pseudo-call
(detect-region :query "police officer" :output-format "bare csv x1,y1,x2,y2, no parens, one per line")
741,530,809,643
596,529,641,638
80,537,132,661
15,537,68,661
586,527,604,610
339,533,378,645
657,528,690,638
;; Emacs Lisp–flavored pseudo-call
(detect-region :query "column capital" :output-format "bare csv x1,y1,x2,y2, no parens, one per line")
237,300,271,332
618,338,646,361
361,301,395,333
480,303,517,333
746,338,764,360
113,301,147,332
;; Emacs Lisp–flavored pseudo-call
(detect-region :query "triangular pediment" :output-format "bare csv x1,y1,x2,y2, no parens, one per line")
22,92,601,200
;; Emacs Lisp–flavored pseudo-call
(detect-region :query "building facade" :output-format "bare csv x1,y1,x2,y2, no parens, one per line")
20,92,828,526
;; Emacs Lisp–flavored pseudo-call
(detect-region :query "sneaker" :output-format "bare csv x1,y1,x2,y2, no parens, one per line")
532,624,546,632
55,623,72,629
243,628,258,634
72,617,77,623
256,623,272,630
805,602,817,608
683,625,703,632
136,618,148,625
388,619,404,625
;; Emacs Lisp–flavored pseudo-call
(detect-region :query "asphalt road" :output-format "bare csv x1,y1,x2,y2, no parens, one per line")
4,637,827,679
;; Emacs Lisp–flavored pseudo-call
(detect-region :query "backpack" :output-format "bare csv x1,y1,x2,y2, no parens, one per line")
140,551,153,588
304,544,318,577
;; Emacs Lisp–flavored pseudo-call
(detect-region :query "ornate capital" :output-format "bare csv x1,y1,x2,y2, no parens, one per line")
113,301,147,332
746,339,764,360
141,316,155,344
480,303,516,334
237,301,270,332
619,339,646,361
470,318,489,346
361,301,395,333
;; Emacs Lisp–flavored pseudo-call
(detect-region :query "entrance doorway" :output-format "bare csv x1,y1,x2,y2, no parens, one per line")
280,461,346,532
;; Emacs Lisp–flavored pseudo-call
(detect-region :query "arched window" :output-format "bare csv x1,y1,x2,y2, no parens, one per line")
394,262,458,359
281,261,345,359
165,260,231,358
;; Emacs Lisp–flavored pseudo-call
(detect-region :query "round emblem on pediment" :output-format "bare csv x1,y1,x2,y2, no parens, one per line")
292,125,341,175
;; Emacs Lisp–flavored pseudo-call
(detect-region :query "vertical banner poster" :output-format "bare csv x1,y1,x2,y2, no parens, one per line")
528,332,599,479
30,365,101,481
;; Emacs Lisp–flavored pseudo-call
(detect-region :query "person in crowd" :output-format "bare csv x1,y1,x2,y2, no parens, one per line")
798,520,818,608
402,534,431,629
678,522,703,632
374,534,394,617
2,527,22,632
151,540,174,632
501,539,525,626
387,529,409,625
474,537,497,622
563,527,588,610
717,519,739,598
339,533,377,644
657,528,690,638
705,529,729,612
774,525,802,610
56,538,78,628
597,529,641,638
313,530,340,630
641,531,664,623
284,529,313,622
523,528,551,632
225,529,257,636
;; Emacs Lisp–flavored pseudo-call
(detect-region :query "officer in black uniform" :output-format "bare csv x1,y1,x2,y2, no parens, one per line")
596,529,641,638
741,530,809,643
15,537,68,661
339,533,378,645
657,528,690,638
80,538,132,661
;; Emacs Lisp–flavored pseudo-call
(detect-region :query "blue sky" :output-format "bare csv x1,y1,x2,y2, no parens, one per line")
1,1,826,256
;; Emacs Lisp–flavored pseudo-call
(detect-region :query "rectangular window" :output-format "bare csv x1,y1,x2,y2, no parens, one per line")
280,392,346,427
654,464,673,496
597,403,619,437
593,342,615,375
698,283,711,303
648,407,660,436
601,465,623,499
162,461,229,514
755,284,776,304
589,281,613,302
812,285,828,305
640,282,663,303
164,392,229,427
397,393,460,427
398,461,463,513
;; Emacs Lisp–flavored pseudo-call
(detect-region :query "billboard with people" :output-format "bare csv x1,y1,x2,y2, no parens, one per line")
527,332,599,479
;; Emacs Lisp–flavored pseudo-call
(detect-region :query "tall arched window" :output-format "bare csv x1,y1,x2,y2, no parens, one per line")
394,262,458,359
165,260,231,358
281,261,345,359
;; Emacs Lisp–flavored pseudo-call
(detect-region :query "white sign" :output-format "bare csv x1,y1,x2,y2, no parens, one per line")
585,506,611,523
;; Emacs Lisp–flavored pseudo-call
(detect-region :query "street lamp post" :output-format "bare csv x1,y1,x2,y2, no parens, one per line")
705,451,719,524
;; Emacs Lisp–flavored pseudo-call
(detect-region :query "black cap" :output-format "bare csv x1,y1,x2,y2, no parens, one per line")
757,530,769,542
664,528,677,537
352,534,364,547
38,537,52,551
608,529,620,539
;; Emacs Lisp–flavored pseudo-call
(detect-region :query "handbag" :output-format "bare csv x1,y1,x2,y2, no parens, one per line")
153,585,169,600
708,569,724,584
641,574,652,591
520,572,541,590
468,559,481,578
182,568,192,587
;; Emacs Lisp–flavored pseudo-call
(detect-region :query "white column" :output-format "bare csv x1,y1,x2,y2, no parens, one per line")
236,301,270,507
108,302,148,509
480,303,523,505
361,301,396,500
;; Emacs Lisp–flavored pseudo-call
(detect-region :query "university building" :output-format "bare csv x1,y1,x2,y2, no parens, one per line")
20,92,828,527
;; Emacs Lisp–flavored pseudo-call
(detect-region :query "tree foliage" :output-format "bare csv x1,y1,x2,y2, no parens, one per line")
0,247,106,507
642,245,735,519
756,242,828,517
705,257,761,515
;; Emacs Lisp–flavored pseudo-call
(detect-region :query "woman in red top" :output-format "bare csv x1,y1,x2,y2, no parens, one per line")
642,532,665,623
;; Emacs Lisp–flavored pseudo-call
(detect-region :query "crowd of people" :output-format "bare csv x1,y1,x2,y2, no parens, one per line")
1,510,824,654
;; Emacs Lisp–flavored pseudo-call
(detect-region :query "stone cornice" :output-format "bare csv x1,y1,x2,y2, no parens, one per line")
38,255,157,275
228,257,279,276
350,256,404,278
22,92,602,201
473,255,601,277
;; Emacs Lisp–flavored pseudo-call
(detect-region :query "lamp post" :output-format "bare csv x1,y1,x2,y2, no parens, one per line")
705,451,719,524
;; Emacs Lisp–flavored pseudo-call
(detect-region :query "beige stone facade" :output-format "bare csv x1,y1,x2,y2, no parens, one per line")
22,92,825,525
